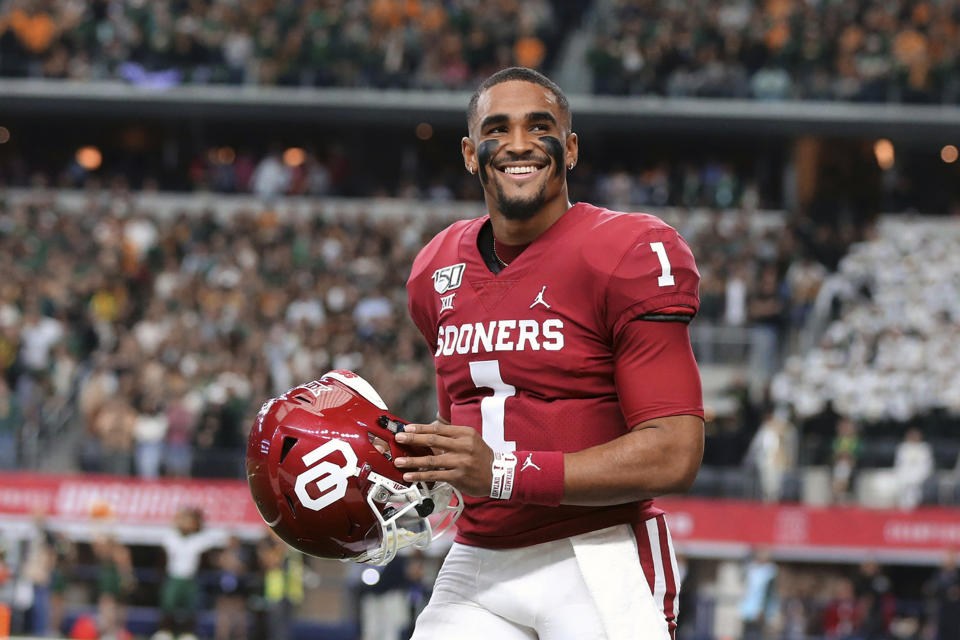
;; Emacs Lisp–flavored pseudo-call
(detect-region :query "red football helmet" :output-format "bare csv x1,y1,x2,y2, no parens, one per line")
246,370,461,565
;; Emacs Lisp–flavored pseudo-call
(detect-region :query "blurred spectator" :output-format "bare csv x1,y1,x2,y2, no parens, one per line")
724,262,749,327
91,396,136,476
777,568,818,640
213,536,250,640
821,577,859,639
358,552,430,640
133,394,168,479
745,409,797,502
19,303,63,374
155,507,227,639
250,149,291,200
926,549,960,640
92,535,135,640
739,548,778,640
0,378,21,469
401,552,431,638
893,427,934,510
48,531,75,638
68,614,101,640
785,253,828,339
748,263,788,378
23,515,56,636
0,546,12,626
830,418,863,504
256,536,303,640
853,561,894,640
164,387,199,477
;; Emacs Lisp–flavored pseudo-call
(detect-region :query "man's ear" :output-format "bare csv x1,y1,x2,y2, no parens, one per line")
462,136,477,175
565,132,579,170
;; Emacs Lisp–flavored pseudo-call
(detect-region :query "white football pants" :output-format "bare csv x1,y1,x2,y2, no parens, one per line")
411,517,680,640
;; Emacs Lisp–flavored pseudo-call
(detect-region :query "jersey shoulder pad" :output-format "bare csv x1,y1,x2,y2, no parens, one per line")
581,209,700,333
407,218,477,288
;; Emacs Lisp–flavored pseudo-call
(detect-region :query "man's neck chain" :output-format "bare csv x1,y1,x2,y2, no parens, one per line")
492,237,510,268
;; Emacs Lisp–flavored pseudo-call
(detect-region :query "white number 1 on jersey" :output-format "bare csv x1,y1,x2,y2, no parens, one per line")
650,241,675,287
469,360,517,452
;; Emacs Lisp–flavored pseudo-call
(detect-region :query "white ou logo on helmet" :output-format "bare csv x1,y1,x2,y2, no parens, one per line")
294,439,358,511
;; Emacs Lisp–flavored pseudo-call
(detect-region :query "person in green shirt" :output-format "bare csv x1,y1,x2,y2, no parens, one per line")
831,418,863,503
153,508,227,640
93,535,135,638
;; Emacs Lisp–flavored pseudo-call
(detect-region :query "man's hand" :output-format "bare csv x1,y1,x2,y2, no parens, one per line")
394,421,494,497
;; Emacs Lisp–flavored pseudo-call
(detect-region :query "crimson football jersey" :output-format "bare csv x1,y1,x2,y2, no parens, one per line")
406,202,702,549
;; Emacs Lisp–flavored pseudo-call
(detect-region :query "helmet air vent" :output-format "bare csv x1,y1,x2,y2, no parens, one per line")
279,436,298,463
367,433,393,461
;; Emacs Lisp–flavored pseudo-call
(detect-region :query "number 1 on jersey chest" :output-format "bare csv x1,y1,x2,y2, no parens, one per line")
468,359,517,452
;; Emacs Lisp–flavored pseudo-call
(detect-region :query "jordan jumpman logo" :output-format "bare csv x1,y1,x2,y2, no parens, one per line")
520,454,541,472
530,286,551,309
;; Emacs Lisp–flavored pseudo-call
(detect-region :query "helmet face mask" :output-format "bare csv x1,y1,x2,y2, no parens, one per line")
247,370,462,565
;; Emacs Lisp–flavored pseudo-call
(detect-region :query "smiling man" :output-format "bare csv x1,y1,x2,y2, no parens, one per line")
401,67,704,640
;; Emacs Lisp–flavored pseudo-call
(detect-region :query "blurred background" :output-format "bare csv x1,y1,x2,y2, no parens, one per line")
1,0,959,639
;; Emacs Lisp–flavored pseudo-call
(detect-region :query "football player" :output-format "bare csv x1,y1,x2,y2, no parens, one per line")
400,67,704,640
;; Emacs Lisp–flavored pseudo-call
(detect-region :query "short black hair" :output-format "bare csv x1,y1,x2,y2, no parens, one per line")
466,67,571,130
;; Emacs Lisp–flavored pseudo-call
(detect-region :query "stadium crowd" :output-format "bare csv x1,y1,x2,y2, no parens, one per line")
717,552,959,640
0,508,317,639
0,186,847,479
3,0,960,103
0,0,579,89
772,218,960,424
0,189,449,477
588,0,960,102
4,516,958,640
764,217,960,508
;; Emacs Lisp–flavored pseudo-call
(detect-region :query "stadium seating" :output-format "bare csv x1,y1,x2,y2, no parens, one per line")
2,0,958,103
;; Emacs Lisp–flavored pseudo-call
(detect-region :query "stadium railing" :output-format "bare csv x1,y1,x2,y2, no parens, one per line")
4,79,960,138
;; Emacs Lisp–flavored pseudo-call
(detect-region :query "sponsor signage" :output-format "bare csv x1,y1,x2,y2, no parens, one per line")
0,472,261,525
1,474,957,559
658,497,960,557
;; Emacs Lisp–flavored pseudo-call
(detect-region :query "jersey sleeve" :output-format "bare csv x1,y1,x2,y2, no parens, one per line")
405,219,471,355
406,243,441,356
604,226,700,340
435,374,451,422
407,288,437,354
614,319,704,426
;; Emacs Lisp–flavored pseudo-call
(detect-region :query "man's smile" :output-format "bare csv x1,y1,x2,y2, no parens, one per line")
495,159,549,182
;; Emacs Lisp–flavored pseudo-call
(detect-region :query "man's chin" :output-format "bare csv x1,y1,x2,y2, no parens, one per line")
493,181,546,220
498,195,544,220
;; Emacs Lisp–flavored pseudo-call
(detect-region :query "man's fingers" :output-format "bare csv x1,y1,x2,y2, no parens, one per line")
394,453,451,469
400,469,458,484
395,431,459,450
404,422,473,437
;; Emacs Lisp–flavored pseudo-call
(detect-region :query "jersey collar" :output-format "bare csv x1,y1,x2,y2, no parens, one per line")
459,202,588,279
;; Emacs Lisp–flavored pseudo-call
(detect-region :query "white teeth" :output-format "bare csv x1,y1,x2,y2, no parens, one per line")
503,166,540,175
